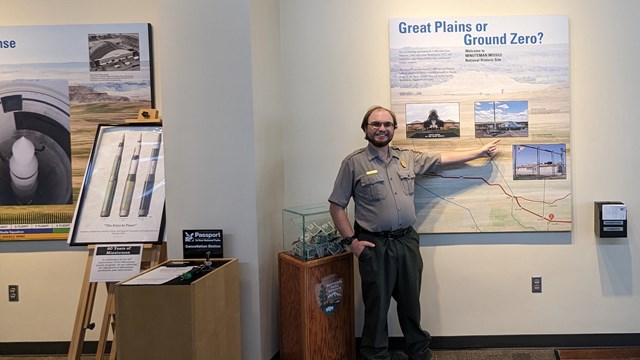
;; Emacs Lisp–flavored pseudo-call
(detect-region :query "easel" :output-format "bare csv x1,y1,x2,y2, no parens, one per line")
67,243,166,360
68,110,164,360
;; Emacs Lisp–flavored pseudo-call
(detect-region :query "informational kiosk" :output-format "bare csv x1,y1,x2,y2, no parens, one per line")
115,258,241,360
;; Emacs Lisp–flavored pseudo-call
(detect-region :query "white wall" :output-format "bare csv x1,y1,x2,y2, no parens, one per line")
249,0,285,355
280,0,640,337
0,1,639,359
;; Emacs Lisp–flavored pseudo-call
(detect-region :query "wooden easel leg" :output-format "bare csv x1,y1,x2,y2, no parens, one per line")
141,242,165,270
109,323,117,360
96,282,116,360
68,249,98,360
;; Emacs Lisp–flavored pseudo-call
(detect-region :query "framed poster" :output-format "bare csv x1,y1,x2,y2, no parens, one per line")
0,23,153,241
69,123,164,246
389,16,571,234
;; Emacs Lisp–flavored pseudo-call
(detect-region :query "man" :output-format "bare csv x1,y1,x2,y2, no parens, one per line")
329,105,499,360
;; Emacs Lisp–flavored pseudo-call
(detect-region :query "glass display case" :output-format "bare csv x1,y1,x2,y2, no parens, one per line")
282,203,345,261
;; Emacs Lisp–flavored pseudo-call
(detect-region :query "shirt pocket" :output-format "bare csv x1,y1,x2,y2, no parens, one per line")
357,173,386,202
398,170,415,195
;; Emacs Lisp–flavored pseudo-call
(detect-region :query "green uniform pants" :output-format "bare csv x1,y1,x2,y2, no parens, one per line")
357,228,431,360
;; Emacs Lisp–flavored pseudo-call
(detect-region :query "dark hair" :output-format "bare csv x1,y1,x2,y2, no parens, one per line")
427,109,439,121
360,105,397,132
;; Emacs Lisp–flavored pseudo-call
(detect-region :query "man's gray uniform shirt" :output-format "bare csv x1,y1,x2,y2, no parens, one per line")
329,143,441,232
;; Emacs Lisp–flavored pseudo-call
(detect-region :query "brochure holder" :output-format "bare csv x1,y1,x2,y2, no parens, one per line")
594,201,627,238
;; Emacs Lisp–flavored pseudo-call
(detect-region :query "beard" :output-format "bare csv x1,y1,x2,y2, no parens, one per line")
366,132,393,147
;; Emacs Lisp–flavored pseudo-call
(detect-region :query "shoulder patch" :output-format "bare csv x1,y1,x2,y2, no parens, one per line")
344,147,366,160
391,146,409,152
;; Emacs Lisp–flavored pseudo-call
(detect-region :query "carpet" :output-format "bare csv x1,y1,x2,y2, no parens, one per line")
555,348,640,359
390,348,557,360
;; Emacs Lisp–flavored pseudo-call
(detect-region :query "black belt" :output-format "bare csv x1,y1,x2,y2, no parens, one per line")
355,222,414,239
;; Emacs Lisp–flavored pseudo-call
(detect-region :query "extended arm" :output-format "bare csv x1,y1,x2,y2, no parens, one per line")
441,139,500,166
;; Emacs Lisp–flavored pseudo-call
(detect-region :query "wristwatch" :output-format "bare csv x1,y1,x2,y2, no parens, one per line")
340,236,356,248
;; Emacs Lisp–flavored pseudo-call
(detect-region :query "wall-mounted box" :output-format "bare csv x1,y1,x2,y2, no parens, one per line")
594,201,627,238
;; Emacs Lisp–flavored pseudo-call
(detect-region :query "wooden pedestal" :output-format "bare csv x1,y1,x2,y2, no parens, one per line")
278,251,355,360
115,259,240,360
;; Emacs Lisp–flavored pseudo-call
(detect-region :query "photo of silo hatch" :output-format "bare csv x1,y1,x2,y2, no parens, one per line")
0,79,72,207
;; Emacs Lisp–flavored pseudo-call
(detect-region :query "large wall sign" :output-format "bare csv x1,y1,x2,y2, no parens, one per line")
389,16,571,233
0,24,153,241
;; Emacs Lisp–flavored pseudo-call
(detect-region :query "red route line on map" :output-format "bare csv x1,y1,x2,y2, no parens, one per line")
426,174,572,224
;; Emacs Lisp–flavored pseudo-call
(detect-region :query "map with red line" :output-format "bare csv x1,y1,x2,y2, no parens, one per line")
410,160,572,233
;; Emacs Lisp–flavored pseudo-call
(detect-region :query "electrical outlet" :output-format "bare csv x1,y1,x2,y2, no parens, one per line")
8,285,19,302
531,276,542,293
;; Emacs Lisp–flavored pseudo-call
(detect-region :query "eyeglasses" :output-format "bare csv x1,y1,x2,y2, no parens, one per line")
368,121,395,129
